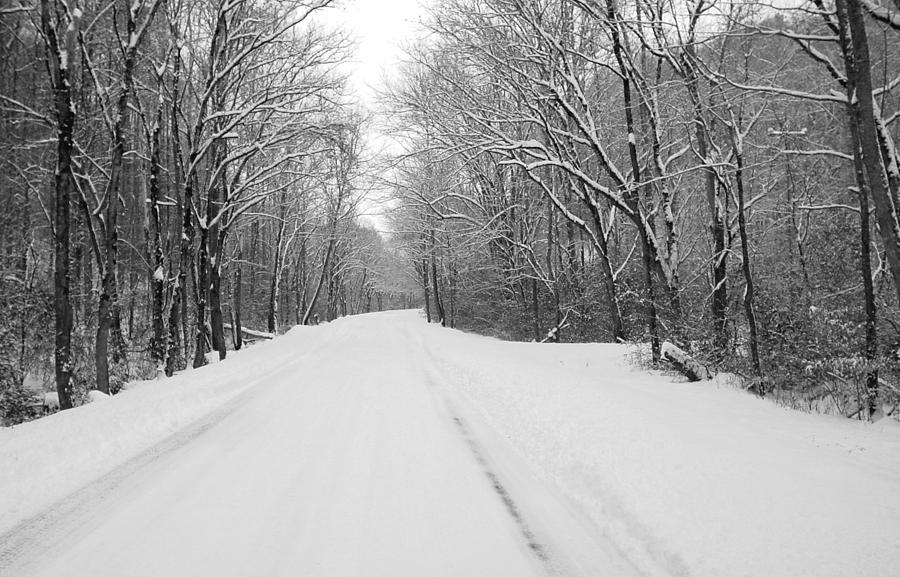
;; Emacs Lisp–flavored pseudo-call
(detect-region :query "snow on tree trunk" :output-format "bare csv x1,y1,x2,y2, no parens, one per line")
836,0,900,307
42,0,78,411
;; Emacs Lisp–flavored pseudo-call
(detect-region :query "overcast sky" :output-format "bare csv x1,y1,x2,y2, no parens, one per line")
319,0,427,105
313,1,429,232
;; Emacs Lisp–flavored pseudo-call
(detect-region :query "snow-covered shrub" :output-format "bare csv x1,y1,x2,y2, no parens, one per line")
752,296,898,418
623,341,656,370
42,391,60,412
0,277,53,424
798,356,900,419
0,368,40,426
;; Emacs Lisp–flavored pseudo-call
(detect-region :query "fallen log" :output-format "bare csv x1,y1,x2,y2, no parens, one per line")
223,323,274,341
540,310,571,343
661,342,713,382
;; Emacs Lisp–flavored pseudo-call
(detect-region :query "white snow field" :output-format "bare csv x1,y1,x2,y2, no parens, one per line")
1,310,898,577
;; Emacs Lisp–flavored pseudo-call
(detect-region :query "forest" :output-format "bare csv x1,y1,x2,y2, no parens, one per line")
0,0,417,422
1,0,899,424
383,0,900,419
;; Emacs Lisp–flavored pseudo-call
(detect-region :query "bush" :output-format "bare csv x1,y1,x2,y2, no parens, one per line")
0,366,39,426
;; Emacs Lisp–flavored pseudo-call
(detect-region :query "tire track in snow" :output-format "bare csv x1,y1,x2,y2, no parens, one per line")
416,325,646,577
414,340,561,576
449,412,553,567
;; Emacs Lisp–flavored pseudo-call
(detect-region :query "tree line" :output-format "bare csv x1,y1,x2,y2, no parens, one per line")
384,0,900,419
0,0,414,424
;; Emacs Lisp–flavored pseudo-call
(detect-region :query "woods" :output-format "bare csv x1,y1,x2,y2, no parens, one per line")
0,0,414,424
383,0,900,418
3,3,900,575
2,0,899,426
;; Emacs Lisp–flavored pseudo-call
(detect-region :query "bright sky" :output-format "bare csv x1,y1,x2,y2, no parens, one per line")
320,0,428,105
314,0,429,231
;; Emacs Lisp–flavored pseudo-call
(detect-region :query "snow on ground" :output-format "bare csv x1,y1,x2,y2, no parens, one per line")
421,320,900,577
0,324,321,536
1,310,899,577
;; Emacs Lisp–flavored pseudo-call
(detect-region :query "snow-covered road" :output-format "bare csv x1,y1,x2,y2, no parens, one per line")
2,310,899,577
1,312,637,577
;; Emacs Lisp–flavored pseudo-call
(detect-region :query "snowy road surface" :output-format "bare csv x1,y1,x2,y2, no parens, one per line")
1,312,636,577
2,310,899,577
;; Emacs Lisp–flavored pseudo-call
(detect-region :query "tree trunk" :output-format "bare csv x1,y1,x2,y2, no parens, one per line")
590,208,625,341
837,0,900,307
193,224,210,368
302,236,336,325
96,288,112,393
42,0,76,409
296,239,308,325
640,226,661,363
207,129,228,360
146,90,166,373
248,218,260,325
172,42,190,370
233,247,243,351
546,198,562,343
206,131,228,360
17,170,31,377
422,257,432,323
430,230,445,326
448,237,457,329
166,44,188,377
683,50,728,348
731,134,762,376
165,276,183,376
326,248,339,321
355,268,368,315
209,248,226,360
96,0,156,394
835,3,879,417
268,221,285,333
166,46,185,377
606,0,659,359
858,165,879,418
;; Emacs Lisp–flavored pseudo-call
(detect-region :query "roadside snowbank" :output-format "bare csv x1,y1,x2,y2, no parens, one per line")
423,322,900,577
0,326,317,536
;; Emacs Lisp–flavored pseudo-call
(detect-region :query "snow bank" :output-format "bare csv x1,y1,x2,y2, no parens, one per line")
421,321,900,577
0,325,319,536
87,390,110,403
